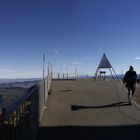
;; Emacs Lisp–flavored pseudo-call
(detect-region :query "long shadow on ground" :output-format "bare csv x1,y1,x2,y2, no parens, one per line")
71,101,130,111
37,125,140,140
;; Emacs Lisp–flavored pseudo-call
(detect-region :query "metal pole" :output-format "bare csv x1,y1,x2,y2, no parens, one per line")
43,54,46,105
75,68,77,79
111,67,120,81
66,67,68,79
58,73,59,79
43,53,45,79
94,68,99,79
109,68,114,79
51,64,53,81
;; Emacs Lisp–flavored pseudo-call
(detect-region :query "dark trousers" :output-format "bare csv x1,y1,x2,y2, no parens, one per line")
127,86,136,100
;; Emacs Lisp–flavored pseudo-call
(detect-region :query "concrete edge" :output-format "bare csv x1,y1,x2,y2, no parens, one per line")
132,98,140,108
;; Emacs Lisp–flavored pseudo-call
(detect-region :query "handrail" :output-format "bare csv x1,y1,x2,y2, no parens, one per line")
6,85,38,118
0,76,52,140
0,85,39,140
0,65,52,140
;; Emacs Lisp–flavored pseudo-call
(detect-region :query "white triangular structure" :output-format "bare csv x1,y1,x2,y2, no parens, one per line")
94,53,119,79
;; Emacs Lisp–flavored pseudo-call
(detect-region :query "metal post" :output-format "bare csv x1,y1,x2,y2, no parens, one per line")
43,53,45,80
75,68,77,79
109,68,114,79
111,67,120,80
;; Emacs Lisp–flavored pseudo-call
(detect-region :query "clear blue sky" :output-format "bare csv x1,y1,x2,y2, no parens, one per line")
0,0,140,78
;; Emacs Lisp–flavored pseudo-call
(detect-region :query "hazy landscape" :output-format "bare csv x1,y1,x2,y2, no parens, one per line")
0,78,41,114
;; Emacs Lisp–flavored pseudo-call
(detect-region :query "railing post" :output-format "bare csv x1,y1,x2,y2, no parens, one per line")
58,73,59,79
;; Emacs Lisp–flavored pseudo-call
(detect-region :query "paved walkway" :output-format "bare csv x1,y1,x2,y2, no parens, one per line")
38,79,140,140
133,83,140,106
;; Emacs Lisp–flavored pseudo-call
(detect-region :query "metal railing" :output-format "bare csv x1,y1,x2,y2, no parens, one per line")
52,72,77,80
0,71,52,140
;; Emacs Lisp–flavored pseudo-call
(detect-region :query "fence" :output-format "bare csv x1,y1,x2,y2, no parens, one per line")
52,72,78,80
0,69,52,140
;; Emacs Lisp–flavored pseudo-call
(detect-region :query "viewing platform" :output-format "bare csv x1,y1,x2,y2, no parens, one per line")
38,79,140,140
0,76,140,140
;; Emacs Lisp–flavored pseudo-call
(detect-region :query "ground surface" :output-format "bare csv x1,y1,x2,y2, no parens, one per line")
38,79,140,140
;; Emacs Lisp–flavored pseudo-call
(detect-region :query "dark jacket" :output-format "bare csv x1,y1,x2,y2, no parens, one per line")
123,70,139,88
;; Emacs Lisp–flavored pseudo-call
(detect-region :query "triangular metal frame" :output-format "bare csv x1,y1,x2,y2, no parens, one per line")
94,53,119,80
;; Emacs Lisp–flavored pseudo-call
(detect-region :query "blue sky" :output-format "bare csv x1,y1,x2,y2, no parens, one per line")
0,0,140,78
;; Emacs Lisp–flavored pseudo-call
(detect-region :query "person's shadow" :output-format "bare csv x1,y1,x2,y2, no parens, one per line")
71,101,131,111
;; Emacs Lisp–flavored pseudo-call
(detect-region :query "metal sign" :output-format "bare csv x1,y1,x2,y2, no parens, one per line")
98,53,112,68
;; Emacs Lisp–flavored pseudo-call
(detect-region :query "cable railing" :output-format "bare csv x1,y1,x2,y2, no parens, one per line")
0,69,52,140
52,72,78,80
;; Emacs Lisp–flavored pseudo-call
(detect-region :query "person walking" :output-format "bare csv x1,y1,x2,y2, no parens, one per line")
123,66,139,104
